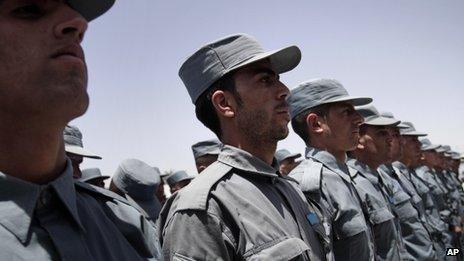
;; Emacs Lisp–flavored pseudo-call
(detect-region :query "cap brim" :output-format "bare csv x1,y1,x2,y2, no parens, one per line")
364,116,400,126
401,131,427,137
65,145,102,159
421,144,441,151
229,45,301,75
325,95,373,107
396,122,409,129
67,0,115,21
79,175,109,183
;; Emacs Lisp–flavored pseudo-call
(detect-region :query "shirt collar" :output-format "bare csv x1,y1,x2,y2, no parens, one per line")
347,158,380,185
218,145,279,178
305,146,351,183
0,159,84,244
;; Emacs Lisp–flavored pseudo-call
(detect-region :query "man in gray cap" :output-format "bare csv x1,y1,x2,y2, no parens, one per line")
378,114,437,260
0,1,159,259
110,159,162,222
275,149,302,175
191,139,222,173
63,125,102,179
79,167,109,188
166,170,194,194
157,34,329,260
346,104,402,260
288,78,374,260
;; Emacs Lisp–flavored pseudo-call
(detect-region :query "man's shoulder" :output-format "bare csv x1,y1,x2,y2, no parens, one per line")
171,161,234,212
288,158,323,193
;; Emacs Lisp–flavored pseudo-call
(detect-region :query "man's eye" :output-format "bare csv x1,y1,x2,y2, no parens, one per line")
13,5,43,18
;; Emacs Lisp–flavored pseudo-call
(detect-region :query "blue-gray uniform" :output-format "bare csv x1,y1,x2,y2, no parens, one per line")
157,145,328,260
393,162,450,258
346,159,401,260
379,163,437,260
289,147,374,261
0,159,160,260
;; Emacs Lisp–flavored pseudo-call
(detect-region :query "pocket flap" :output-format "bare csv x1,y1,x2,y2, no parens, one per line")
246,238,310,261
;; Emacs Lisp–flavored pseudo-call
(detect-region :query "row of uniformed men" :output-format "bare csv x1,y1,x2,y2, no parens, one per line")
1,1,463,260
152,33,464,261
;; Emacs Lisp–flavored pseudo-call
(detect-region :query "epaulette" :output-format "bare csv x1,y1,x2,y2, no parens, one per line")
75,181,129,204
289,159,323,194
175,161,233,211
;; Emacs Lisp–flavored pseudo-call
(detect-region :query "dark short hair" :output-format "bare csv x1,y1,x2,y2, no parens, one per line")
195,72,242,138
291,103,331,145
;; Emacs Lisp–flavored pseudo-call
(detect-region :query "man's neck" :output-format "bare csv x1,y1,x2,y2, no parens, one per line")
221,135,276,165
0,123,67,184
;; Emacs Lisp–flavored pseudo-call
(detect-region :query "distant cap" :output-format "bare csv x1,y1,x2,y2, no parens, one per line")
419,138,440,151
451,152,461,160
64,125,102,159
79,168,109,183
166,170,195,186
435,145,449,153
112,159,162,220
399,122,427,136
275,149,301,165
179,33,301,104
380,111,409,129
191,139,223,160
356,105,400,126
288,78,372,119
67,0,115,21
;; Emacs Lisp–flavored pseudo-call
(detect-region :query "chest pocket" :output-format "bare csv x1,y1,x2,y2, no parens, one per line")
391,190,417,220
244,237,310,261
363,194,395,225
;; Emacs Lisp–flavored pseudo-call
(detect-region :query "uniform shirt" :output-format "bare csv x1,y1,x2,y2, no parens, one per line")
379,163,437,260
157,145,327,261
415,166,449,220
289,147,374,261
0,160,159,261
347,159,401,261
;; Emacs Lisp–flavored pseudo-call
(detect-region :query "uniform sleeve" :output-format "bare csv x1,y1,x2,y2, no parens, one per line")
161,209,236,260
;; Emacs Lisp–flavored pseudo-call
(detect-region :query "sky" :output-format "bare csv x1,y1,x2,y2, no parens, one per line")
74,0,464,177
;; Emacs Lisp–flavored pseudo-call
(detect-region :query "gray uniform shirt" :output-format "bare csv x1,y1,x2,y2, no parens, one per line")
157,145,327,261
347,159,400,261
289,147,374,261
0,160,159,261
379,163,436,260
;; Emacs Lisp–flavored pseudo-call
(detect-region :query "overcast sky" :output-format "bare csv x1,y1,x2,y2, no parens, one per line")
74,0,464,177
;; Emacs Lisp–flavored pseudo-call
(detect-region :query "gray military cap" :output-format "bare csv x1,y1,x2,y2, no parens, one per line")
191,139,222,160
179,33,301,104
399,122,427,136
380,111,409,129
288,78,372,119
166,170,195,187
419,138,440,151
356,105,400,126
79,168,109,183
64,125,102,159
435,145,449,153
451,152,461,160
67,0,115,21
112,159,162,220
275,149,301,165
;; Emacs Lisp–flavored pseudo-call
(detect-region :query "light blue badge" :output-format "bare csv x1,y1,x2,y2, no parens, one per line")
307,212,320,225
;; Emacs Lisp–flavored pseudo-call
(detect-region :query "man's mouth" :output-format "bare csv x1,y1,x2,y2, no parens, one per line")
52,44,85,63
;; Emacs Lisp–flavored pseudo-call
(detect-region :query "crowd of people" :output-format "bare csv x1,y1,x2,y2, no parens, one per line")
1,0,463,260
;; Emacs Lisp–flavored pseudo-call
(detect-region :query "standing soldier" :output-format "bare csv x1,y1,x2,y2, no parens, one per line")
378,117,437,260
157,34,328,260
0,1,159,260
288,78,374,260
347,105,402,260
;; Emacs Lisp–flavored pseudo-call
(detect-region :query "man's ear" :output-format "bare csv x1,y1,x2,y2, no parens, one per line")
211,90,235,118
306,113,324,134
357,136,365,150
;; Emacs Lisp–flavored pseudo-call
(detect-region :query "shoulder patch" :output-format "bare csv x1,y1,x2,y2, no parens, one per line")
175,161,233,211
